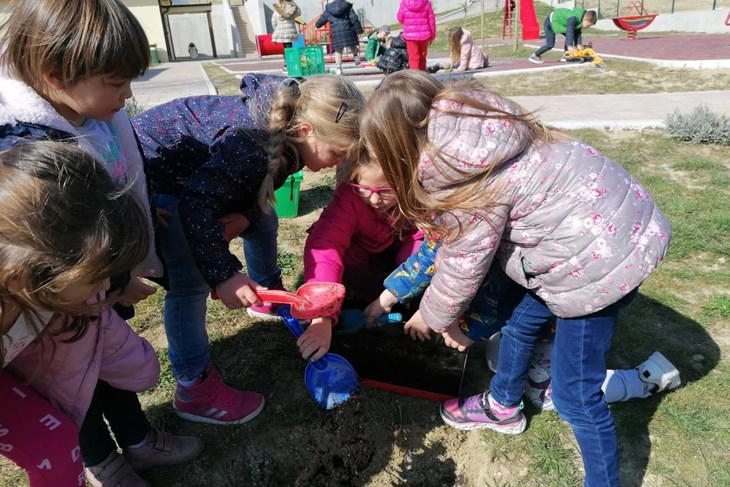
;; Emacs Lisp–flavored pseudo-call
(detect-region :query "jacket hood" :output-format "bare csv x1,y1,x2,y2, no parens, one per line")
326,0,352,16
418,90,532,192
402,0,430,12
274,1,299,19
390,35,407,49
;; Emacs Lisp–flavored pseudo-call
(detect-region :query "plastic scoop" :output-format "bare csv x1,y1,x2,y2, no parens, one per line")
278,305,359,409
336,310,403,335
211,282,345,320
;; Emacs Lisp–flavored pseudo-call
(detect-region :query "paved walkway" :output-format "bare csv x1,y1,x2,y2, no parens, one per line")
130,33,730,128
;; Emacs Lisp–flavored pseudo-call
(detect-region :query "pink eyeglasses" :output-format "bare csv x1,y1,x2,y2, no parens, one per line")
350,183,396,198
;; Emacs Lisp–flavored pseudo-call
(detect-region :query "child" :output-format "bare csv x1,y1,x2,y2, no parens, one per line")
529,8,597,64
447,26,489,71
271,0,301,71
299,151,423,362
315,0,364,75
365,238,681,411
131,73,364,424
364,25,391,63
376,35,410,75
1,142,201,487
361,70,672,486
397,0,436,71
0,0,163,318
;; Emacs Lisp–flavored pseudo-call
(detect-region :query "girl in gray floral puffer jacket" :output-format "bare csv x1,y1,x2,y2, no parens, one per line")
362,71,672,487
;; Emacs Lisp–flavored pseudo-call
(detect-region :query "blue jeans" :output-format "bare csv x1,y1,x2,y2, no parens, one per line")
535,17,556,57
490,289,637,487
156,194,281,381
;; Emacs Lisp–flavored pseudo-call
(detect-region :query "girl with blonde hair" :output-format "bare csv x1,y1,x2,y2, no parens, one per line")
131,73,364,425
447,26,489,71
361,70,672,487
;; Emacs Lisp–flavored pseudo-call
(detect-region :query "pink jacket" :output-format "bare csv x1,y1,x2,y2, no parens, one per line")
455,29,488,71
304,184,423,299
417,91,671,332
7,305,160,428
397,0,436,42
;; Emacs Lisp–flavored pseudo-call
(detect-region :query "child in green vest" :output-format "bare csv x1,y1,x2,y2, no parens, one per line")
364,25,391,63
529,8,596,64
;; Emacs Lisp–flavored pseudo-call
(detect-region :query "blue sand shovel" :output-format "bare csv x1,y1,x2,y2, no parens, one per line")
278,306,359,409
336,310,403,335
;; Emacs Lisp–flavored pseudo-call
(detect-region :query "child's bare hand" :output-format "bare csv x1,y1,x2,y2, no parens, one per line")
363,290,398,328
404,310,431,341
156,208,173,228
220,213,250,242
116,277,157,306
297,317,333,362
214,272,263,309
442,323,474,352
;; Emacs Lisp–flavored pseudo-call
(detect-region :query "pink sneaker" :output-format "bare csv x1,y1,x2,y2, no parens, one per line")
247,282,286,321
440,391,526,434
173,364,264,425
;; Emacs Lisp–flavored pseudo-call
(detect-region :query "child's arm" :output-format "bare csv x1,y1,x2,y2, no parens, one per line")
350,9,364,36
565,16,581,49
315,11,329,29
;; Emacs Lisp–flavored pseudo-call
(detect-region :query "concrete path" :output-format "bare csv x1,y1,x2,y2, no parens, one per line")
131,60,216,109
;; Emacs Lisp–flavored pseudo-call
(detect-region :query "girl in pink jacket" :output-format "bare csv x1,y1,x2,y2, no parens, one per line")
397,0,436,71
0,143,201,487
300,151,423,362
362,71,672,487
448,27,489,71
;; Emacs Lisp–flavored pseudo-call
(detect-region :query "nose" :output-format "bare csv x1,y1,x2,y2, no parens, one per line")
122,81,133,101
368,193,382,205
98,278,111,293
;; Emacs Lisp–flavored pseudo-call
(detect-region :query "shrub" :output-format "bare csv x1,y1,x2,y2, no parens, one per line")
664,105,730,145
124,97,144,118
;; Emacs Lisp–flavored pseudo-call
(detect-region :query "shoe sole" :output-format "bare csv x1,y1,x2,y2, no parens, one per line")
440,410,527,434
174,397,265,425
246,308,283,321
528,58,543,64
641,352,681,391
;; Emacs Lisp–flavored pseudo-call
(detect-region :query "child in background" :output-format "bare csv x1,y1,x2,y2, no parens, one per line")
447,26,488,71
299,151,423,362
397,0,436,71
1,142,201,487
376,35,410,74
529,8,597,64
271,0,301,71
316,0,364,75
362,70,672,487
365,238,681,411
131,73,364,425
364,25,392,63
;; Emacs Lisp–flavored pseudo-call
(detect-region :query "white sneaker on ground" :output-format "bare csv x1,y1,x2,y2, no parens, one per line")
334,67,343,75
528,54,543,64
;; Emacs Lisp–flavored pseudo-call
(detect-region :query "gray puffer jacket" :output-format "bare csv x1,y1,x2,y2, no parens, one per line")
272,1,301,44
418,91,671,332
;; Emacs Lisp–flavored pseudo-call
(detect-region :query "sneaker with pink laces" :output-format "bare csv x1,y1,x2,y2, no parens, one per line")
440,391,526,434
173,364,265,425
246,282,286,321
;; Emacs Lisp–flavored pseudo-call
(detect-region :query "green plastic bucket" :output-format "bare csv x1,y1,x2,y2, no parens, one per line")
274,170,303,218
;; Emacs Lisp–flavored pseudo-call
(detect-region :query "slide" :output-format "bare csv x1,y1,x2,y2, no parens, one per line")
520,0,540,41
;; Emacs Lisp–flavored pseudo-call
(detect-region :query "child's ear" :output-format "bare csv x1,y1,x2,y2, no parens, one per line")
5,271,26,294
42,70,67,91
297,122,314,138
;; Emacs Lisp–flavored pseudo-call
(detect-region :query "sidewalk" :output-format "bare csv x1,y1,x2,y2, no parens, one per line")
131,56,730,129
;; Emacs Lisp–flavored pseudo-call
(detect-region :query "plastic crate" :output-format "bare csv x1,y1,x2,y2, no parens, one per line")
273,170,303,218
284,47,325,77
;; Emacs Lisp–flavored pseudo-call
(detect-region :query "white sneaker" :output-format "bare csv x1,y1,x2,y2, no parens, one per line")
334,67,343,75
637,352,681,392
528,54,543,64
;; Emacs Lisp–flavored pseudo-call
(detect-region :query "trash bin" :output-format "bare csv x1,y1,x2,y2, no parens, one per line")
149,43,160,65
273,170,303,218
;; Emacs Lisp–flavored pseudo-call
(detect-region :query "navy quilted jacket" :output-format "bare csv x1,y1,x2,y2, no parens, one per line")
315,0,363,51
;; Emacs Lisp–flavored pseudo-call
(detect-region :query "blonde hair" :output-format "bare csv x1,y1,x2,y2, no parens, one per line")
361,70,557,237
257,75,364,208
448,26,463,65
0,0,149,88
0,141,149,365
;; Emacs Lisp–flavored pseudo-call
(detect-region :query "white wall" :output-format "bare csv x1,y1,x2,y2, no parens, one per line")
168,5,241,58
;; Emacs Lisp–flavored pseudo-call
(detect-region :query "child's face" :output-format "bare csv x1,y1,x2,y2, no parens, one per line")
582,18,595,29
57,277,111,305
45,74,134,126
296,134,347,172
353,165,397,212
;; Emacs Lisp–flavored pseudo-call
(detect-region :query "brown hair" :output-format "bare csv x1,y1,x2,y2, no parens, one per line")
447,26,463,65
361,70,557,237
257,75,364,208
0,141,149,365
0,0,150,88
584,10,597,26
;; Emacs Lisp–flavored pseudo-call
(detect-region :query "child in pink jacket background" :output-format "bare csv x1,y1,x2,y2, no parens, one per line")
397,0,436,71
448,26,489,71
300,152,423,362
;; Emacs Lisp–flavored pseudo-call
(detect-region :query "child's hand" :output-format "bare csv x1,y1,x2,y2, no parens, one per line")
363,290,398,328
297,317,333,362
156,207,173,228
404,310,431,342
116,277,157,306
215,272,263,310
220,213,250,242
441,323,474,352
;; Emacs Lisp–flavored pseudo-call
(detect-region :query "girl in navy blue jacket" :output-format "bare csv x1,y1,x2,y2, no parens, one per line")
131,73,363,425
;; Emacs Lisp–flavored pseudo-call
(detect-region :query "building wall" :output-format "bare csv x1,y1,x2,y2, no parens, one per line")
167,6,235,58
124,0,170,63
